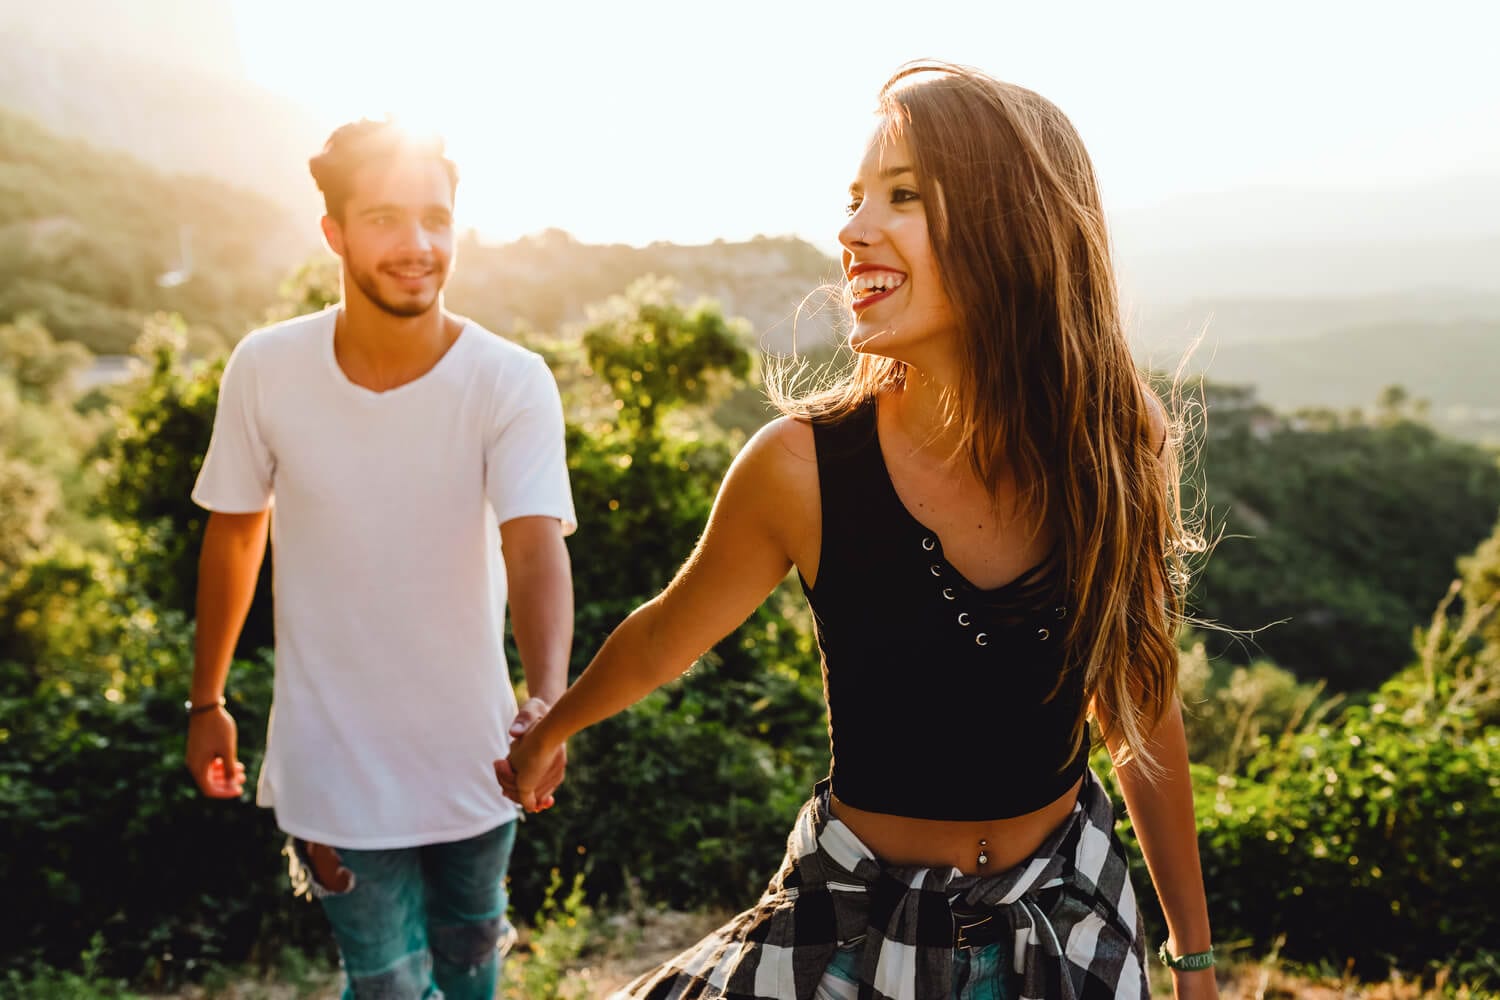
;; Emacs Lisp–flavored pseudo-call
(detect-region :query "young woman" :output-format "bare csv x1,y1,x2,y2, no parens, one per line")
499,62,1217,1000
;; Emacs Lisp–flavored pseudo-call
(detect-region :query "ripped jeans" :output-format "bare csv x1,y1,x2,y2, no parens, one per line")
286,820,517,1000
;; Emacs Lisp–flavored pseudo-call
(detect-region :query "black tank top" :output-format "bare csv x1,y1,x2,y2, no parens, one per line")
800,400,1088,821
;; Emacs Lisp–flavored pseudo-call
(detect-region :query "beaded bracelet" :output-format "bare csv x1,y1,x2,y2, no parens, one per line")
185,696,227,716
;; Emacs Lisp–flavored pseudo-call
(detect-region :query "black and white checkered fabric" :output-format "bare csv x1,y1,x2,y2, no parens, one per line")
613,769,1148,1000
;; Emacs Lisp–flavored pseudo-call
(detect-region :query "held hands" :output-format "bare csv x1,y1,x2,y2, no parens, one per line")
494,696,567,813
185,706,247,798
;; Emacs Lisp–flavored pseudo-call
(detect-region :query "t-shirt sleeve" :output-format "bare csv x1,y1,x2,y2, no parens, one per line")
485,354,577,536
192,338,275,513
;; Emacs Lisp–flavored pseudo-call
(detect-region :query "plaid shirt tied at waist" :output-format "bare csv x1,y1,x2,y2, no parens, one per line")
616,769,1149,1000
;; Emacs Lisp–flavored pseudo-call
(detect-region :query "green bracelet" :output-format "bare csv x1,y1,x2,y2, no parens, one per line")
1157,940,1215,971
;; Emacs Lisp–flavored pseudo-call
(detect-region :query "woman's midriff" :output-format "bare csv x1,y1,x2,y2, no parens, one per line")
829,776,1084,875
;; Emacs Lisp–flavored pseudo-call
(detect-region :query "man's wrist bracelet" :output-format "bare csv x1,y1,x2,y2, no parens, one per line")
185,696,226,716
1157,940,1215,971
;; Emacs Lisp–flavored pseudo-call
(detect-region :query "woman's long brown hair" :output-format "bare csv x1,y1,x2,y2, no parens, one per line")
772,62,1193,776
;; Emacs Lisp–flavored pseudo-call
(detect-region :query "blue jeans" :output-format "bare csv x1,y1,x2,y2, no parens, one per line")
818,938,1019,1000
288,821,518,1000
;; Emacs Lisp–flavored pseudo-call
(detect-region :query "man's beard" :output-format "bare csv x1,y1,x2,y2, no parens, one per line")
349,261,444,318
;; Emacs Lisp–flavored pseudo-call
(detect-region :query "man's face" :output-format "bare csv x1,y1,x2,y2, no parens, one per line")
326,155,455,318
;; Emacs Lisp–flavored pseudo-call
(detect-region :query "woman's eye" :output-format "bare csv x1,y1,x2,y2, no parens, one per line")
844,198,862,217
892,187,920,203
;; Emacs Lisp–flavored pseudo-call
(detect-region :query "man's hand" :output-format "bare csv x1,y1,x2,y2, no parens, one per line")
494,697,565,812
186,706,246,798
510,695,551,738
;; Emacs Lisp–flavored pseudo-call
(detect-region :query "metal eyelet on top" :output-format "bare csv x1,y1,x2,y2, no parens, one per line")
1055,606,1067,619
921,537,936,551
930,564,942,577
957,612,971,626
942,588,955,600
975,633,989,646
1036,628,1051,641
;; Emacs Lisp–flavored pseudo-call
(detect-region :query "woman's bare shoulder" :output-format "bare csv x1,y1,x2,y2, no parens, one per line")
755,413,817,458
723,417,821,562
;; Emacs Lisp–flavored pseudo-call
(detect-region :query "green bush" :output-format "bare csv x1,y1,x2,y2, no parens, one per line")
1195,663,1498,977
0,605,329,985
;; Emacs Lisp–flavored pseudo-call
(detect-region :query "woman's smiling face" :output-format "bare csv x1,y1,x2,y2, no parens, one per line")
838,128,958,368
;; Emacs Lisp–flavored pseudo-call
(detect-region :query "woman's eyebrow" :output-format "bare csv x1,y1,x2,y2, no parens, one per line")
849,166,916,194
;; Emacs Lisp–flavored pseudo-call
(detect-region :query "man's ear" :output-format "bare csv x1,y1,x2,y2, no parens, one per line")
320,215,345,258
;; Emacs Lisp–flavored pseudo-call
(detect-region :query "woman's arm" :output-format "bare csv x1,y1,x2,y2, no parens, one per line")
1102,389,1218,998
497,417,817,811
1099,699,1219,1000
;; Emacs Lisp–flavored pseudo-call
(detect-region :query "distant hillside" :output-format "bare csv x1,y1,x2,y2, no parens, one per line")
1113,174,1500,306
0,1,326,219
0,108,309,352
1188,319,1500,443
1128,289,1500,359
444,229,843,355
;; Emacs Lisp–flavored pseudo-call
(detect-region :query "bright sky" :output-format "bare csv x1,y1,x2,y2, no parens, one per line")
230,0,1500,247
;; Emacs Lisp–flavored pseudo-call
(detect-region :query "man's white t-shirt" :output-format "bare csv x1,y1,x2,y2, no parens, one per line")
192,307,576,849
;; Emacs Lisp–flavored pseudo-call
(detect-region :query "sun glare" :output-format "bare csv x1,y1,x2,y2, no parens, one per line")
231,0,1500,248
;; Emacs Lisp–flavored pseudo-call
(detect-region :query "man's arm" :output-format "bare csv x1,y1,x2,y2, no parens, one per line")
498,515,573,806
185,508,270,798
500,515,573,707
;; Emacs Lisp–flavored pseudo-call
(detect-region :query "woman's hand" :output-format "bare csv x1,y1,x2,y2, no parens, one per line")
494,700,566,812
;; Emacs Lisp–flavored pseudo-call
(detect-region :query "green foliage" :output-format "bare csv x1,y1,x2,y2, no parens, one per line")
262,257,340,326
0,935,144,1000
0,604,328,985
506,285,825,913
1458,513,1500,658
0,453,58,582
1192,380,1500,689
1192,602,1500,977
580,276,752,434
503,869,596,1000
0,317,108,582
0,313,92,401
92,318,274,654
1178,640,1339,775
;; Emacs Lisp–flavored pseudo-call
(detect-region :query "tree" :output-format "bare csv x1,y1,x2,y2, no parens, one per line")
0,313,92,402
580,276,752,435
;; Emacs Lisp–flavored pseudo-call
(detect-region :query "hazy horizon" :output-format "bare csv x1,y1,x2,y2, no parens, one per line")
235,0,1500,246
8,0,1498,248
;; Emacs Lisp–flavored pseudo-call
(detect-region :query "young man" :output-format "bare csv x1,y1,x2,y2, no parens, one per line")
185,119,575,1000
